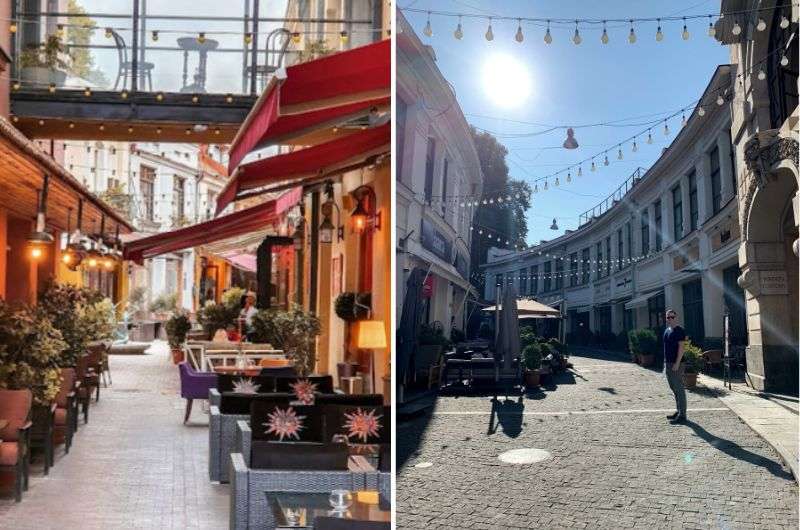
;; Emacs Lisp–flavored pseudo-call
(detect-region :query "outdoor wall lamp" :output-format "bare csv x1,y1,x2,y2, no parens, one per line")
350,185,381,233
292,213,307,251
28,175,54,259
319,182,344,244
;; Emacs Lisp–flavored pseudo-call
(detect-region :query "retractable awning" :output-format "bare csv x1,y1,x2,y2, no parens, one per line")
228,39,390,173
217,122,390,214
625,290,662,310
122,187,301,263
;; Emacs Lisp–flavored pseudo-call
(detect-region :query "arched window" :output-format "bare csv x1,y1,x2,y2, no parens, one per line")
767,4,798,129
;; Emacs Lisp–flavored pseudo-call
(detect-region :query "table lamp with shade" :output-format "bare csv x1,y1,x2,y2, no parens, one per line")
354,319,387,393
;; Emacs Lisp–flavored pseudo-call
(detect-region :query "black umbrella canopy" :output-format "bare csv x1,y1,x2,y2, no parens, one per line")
396,267,425,383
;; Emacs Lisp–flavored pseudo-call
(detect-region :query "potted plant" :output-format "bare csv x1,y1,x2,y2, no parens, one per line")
522,343,542,388
333,292,371,322
166,312,192,364
681,340,703,388
148,293,178,320
250,306,321,375
20,35,69,86
628,329,657,367
39,281,101,367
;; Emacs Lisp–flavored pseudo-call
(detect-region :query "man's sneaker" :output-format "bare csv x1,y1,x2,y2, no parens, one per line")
669,416,686,425
666,412,679,420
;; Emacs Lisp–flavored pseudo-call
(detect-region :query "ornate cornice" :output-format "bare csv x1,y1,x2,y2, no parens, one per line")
743,130,799,189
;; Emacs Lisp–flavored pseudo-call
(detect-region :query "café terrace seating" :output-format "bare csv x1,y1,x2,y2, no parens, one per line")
229,399,390,530
0,389,33,502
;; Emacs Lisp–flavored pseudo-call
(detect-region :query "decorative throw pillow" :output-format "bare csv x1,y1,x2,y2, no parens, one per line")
342,407,383,443
232,377,260,394
290,379,318,404
263,406,306,441
255,403,323,442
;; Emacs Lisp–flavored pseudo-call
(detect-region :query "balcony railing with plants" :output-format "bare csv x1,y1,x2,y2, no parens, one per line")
11,0,380,97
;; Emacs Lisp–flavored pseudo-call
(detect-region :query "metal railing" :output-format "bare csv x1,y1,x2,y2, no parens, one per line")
578,168,646,227
11,0,380,97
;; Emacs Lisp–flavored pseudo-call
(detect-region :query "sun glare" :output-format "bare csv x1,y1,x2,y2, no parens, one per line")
481,53,532,108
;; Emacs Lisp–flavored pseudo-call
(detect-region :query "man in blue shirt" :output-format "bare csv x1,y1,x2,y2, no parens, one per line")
663,309,687,424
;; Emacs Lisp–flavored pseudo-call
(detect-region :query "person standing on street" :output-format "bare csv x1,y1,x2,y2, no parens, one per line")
663,309,687,424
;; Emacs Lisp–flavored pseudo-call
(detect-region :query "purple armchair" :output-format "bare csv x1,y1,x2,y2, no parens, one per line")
179,362,218,424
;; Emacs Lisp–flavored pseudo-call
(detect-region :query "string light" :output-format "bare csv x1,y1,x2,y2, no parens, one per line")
156,92,164,101
591,159,596,172
291,31,301,43
707,16,716,37
197,32,206,44
454,16,463,39
681,113,687,127
12,81,19,91
756,18,767,31
617,147,623,160
601,22,609,44
663,120,670,136
121,89,128,99
628,20,636,43
577,166,583,177
423,12,432,37
632,139,638,152
515,19,524,43
656,19,664,41
779,15,790,29
732,21,742,36
244,33,252,44
99,123,105,131
603,152,609,166
572,21,581,45
682,18,690,40
698,106,706,116
716,94,724,106
192,94,199,103
152,30,159,41
781,55,789,67
56,24,64,37
9,21,16,33
485,18,494,41
543,180,548,190
566,172,571,183
48,83,55,93
84,87,92,97
544,21,552,44
105,27,112,38
757,68,766,80
339,31,349,44
647,130,653,144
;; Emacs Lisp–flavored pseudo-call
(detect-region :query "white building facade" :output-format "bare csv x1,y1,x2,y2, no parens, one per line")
484,67,747,355
396,12,483,338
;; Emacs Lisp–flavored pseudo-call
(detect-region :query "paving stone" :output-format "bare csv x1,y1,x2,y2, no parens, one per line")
397,350,798,529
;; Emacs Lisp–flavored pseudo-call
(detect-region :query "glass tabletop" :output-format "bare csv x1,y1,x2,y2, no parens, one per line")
269,491,390,529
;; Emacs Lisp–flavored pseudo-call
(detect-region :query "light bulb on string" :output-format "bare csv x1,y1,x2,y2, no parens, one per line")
533,183,538,193
244,33,252,44
601,21,609,44
716,94,724,106
632,139,638,152
781,55,789,67
197,32,206,44
423,13,432,37
647,130,653,144
591,159,596,172
656,20,663,41
566,172,571,183
682,19,690,40
707,16,716,37
756,18,767,31
572,21,581,45
617,147,623,160
603,153,609,166
663,120,670,136
628,21,636,43
485,18,494,41
515,19,524,43
577,166,583,177
454,16,463,40
543,180,548,190
152,30,159,41
9,22,16,33
757,68,766,80
698,105,706,117
554,177,560,187
681,113,687,127
544,21,552,44
780,16,790,29
339,31,348,44
732,21,741,36
105,27,112,38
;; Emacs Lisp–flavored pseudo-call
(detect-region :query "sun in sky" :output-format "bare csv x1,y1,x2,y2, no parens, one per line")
481,53,533,108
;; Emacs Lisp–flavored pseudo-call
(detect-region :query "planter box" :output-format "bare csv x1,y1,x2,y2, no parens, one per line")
683,372,698,388
524,369,540,389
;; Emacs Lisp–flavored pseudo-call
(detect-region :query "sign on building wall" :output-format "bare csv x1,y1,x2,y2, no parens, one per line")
760,270,788,295
420,218,452,262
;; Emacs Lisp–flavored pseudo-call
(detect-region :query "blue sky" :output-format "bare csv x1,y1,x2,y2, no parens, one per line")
400,0,730,245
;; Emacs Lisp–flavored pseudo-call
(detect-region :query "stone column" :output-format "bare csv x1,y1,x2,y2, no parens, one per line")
717,132,735,204
681,174,692,235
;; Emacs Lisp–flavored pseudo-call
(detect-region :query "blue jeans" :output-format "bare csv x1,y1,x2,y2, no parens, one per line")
665,363,686,417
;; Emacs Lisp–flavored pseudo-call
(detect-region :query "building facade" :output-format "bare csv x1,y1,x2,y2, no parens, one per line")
484,67,747,359
396,11,483,338
717,0,798,393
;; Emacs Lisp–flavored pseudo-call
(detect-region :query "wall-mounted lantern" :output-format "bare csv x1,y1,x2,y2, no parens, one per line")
28,175,54,259
319,182,343,244
350,185,381,233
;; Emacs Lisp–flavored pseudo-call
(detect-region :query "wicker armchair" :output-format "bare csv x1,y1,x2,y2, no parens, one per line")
53,368,79,453
0,389,32,502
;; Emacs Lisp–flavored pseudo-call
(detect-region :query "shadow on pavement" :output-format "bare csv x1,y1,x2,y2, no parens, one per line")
684,419,794,481
487,396,524,438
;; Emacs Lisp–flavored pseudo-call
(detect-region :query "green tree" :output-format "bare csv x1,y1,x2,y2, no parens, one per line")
67,0,109,87
469,127,532,298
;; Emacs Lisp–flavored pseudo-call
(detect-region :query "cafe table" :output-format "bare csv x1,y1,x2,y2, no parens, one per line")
268,490,390,529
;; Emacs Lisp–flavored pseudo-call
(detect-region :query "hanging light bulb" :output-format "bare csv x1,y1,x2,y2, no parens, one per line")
9,21,16,33
454,16,463,40
99,123,105,131
603,153,609,166
566,172,571,183
84,87,92,97
48,83,56,93
780,15,790,29
544,21,552,44
682,19,690,40
601,22,609,44
339,31,349,44
756,18,767,31
632,139,638,152
591,159,596,172
105,27,112,38
197,32,206,44
681,113,687,127
628,21,636,43
698,105,706,117
485,18,494,41
543,180,549,191
550,218,559,231
244,32,253,44
121,89,128,99
707,16,716,37
423,12,432,37
56,24,64,37
781,54,789,67
647,130,653,144
577,166,583,177
515,19,524,43
563,128,578,149
572,21,581,45
757,68,766,80
617,147,623,160
156,92,164,101
716,94,724,106
656,20,664,41
663,120,670,136
291,32,301,43
533,183,538,193
554,177,560,186
152,30,159,41
732,21,741,36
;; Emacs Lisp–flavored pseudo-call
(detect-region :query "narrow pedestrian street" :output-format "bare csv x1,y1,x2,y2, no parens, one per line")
397,350,798,529
0,343,229,530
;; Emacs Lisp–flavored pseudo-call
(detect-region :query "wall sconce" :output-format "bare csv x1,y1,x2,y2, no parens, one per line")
28,176,54,259
350,185,381,233
319,182,343,244
292,217,306,251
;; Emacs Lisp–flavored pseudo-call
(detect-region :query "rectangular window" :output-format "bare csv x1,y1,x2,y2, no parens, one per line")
174,176,185,222
424,137,436,203
581,247,590,284
654,200,662,251
688,170,698,231
605,237,611,277
441,158,448,216
140,165,155,221
672,184,683,241
729,131,737,193
530,265,538,295
543,262,552,292
569,252,578,287
710,145,721,214
595,242,603,280
555,259,563,290
519,268,527,295
641,211,650,256
626,222,632,261
617,228,623,270
397,98,408,184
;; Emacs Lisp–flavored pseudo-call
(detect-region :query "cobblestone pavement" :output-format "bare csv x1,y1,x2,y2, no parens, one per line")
0,342,229,530
397,350,799,529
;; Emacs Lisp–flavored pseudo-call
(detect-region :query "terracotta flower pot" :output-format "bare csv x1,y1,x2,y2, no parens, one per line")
638,353,655,367
171,348,184,364
683,372,698,388
524,369,540,389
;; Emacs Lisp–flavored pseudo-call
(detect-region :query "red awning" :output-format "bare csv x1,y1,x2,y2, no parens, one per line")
228,39,390,173
217,122,390,214
123,187,301,263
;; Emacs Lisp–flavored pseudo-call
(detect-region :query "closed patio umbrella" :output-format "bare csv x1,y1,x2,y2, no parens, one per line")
496,284,521,375
397,267,425,387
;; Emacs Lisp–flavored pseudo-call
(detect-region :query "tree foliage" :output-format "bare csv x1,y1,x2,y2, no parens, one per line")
67,0,109,87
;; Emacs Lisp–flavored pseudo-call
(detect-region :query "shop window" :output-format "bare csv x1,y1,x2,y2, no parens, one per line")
543,261,551,292
569,252,578,287
581,247,590,284
530,265,538,294
768,4,799,129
